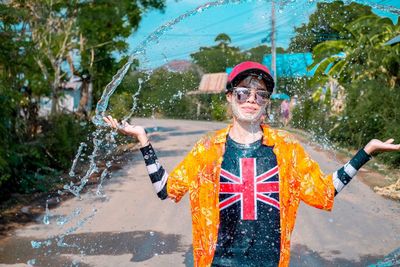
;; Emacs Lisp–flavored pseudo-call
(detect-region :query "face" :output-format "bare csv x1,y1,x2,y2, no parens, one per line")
227,76,270,123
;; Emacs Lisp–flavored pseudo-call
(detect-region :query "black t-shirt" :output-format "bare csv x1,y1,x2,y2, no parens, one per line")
212,135,281,267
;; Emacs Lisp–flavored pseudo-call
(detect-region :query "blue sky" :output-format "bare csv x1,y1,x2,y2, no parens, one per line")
127,0,400,69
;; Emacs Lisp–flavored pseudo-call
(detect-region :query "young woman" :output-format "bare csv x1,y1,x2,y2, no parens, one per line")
104,61,400,267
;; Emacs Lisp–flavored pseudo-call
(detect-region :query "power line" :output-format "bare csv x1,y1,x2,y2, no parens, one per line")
190,2,264,33
136,0,313,66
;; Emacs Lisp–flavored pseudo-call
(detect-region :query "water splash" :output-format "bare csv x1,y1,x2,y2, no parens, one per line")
56,208,82,226
92,58,136,126
342,0,400,15
43,201,51,225
91,0,243,127
63,131,103,198
122,77,144,122
69,142,87,177
95,167,109,197
31,240,52,249
56,209,97,248
32,0,400,263
27,258,36,266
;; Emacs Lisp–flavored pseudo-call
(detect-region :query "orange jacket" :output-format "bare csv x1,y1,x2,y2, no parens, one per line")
167,124,335,267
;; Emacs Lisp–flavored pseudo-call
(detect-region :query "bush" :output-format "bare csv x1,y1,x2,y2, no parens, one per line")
330,79,400,167
292,78,400,168
0,113,94,198
109,69,200,120
210,94,228,121
40,114,94,169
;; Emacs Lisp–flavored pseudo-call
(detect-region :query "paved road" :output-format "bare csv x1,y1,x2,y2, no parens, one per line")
0,118,399,267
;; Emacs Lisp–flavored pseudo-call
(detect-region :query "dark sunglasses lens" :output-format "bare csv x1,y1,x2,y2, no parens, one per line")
256,91,269,105
234,88,250,103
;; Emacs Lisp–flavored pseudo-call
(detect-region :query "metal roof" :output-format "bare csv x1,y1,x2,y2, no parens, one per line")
262,53,315,77
189,72,227,94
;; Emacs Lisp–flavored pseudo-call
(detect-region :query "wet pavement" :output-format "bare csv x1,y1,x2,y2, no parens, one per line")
0,118,399,266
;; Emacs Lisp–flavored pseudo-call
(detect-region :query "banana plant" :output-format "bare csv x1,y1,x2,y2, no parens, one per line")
308,14,399,96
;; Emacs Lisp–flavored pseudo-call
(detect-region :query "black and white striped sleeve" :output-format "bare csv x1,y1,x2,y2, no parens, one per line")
333,149,372,195
140,143,168,200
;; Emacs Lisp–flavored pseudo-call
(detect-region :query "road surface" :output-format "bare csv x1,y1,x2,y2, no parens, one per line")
0,118,399,266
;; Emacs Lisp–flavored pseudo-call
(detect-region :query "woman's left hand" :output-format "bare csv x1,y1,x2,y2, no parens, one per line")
364,139,400,155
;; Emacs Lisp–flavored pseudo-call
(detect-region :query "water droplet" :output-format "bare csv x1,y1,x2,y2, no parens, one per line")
31,241,42,249
43,201,50,225
27,259,36,266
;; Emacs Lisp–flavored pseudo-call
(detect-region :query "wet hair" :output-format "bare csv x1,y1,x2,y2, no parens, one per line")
237,75,268,90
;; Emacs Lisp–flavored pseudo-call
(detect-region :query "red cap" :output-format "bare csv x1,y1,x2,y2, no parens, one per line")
226,61,274,93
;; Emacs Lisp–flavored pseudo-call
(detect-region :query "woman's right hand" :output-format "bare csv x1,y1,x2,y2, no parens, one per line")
103,116,149,147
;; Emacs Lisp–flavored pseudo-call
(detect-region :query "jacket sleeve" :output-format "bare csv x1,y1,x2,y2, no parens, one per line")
292,141,335,211
292,141,371,210
167,140,202,202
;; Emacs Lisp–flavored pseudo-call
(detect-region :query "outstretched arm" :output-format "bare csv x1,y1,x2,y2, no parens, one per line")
293,136,400,210
140,143,168,199
103,116,168,199
364,138,400,155
332,149,371,195
333,138,400,195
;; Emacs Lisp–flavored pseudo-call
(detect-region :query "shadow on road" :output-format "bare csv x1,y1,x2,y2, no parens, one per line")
0,230,186,266
183,243,399,267
168,130,209,137
290,244,386,267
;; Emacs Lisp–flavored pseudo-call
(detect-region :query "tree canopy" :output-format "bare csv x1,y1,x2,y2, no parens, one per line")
0,0,165,197
190,33,246,73
288,1,373,52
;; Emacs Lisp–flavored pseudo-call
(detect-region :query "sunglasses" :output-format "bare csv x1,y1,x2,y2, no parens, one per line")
233,87,270,106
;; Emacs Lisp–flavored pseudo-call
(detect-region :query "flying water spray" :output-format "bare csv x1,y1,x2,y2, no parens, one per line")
25,0,400,265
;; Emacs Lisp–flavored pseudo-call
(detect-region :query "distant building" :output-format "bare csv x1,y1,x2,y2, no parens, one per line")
38,75,82,117
191,53,317,96
161,60,196,73
185,72,227,117
190,73,228,94
262,53,315,77
224,53,317,78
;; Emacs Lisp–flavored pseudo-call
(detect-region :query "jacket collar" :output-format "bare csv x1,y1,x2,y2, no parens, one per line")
213,123,275,146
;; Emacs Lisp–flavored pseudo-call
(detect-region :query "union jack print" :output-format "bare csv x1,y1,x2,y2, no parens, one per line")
219,158,280,220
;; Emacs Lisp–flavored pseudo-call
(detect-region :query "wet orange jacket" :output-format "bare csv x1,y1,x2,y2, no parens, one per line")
167,124,335,267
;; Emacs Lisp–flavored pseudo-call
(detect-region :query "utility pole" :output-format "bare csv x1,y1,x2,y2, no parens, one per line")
271,0,277,94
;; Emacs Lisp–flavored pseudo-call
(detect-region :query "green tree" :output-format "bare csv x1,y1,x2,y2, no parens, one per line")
75,0,165,116
0,0,165,197
191,33,246,73
3,1,79,114
288,1,373,52
296,13,400,166
2,0,165,115
244,45,272,63
215,33,232,44
244,45,285,63
109,68,200,119
309,15,399,89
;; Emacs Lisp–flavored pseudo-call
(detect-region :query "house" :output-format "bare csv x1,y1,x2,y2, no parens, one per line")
38,75,82,117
